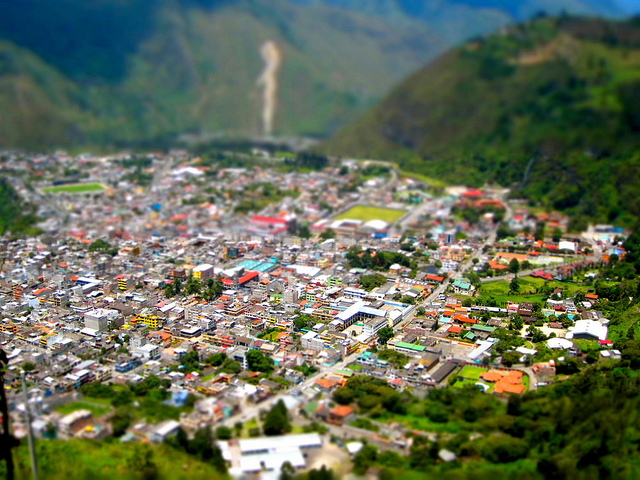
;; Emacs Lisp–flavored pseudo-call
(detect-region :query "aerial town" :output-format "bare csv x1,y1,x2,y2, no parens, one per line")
0,150,627,477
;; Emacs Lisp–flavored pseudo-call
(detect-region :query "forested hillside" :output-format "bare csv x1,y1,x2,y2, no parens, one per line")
325,17,640,229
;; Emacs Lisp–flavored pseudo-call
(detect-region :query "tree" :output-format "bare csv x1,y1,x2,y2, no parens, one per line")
508,258,520,275
246,350,274,373
552,228,563,243
126,444,159,480
263,400,291,436
280,461,296,480
377,327,395,345
294,314,315,331
204,280,224,300
308,466,335,480
501,351,521,367
219,359,242,375
527,325,548,343
320,229,335,240
510,314,524,331
509,276,520,294
359,273,388,291
21,362,36,372
186,278,201,296
111,409,133,437
627,325,636,340
215,426,233,440
88,238,111,252
206,352,227,366
353,444,378,475
298,224,311,239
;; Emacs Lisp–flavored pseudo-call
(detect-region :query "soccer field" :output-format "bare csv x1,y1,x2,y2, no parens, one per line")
42,183,107,194
335,205,406,223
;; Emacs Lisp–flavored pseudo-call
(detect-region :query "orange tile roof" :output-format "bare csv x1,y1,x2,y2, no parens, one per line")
480,371,504,383
331,405,355,418
494,382,526,394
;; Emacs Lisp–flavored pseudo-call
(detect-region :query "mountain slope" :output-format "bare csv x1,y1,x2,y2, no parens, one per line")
0,0,633,148
324,17,640,228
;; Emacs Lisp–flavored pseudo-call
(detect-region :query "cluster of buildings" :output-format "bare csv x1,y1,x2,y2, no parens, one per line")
0,150,627,477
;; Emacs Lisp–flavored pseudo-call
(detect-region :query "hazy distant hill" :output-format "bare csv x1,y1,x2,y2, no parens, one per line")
324,17,640,228
0,0,632,148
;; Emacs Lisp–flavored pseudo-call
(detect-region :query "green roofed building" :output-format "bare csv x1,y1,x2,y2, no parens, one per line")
394,342,427,354
471,325,496,333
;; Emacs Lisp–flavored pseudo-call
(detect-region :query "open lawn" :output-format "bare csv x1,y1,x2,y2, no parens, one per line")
11,439,225,480
398,168,448,188
478,276,589,306
55,401,111,417
335,205,406,224
379,412,465,434
459,365,487,380
455,365,495,393
42,183,106,194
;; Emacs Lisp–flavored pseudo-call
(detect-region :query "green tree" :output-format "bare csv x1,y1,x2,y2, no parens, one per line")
293,314,314,331
510,314,524,331
552,228,563,243
377,327,395,345
353,444,378,475
246,350,275,373
280,461,296,480
320,229,336,240
359,273,388,291
627,325,636,340
88,238,111,251
509,276,520,293
508,258,520,275
126,444,159,480
204,280,224,300
215,426,233,440
501,350,521,367
263,400,291,436
186,278,201,296
21,362,36,372
111,408,133,437
206,352,227,366
298,224,311,239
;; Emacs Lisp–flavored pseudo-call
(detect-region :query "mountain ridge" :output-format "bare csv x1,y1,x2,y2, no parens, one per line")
323,16,640,228
0,0,633,148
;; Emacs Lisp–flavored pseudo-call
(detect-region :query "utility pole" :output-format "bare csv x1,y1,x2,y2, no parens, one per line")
0,349,18,480
20,371,38,480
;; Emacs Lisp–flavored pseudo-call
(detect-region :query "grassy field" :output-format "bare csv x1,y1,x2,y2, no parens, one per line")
335,205,406,223
379,412,465,434
458,365,487,380
478,276,589,306
42,183,106,194
455,365,495,393
9,439,224,480
399,169,448,188
55,401,111,417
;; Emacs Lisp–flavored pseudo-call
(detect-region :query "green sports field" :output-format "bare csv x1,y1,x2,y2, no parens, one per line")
335,205,406,223
42,183,107,194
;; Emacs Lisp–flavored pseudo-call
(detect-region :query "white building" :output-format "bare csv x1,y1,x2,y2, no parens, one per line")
84,308,119,331
567,320,608,341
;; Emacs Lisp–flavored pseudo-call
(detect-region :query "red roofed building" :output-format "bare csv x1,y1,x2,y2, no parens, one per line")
248,215,292,236
328,405,355,425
